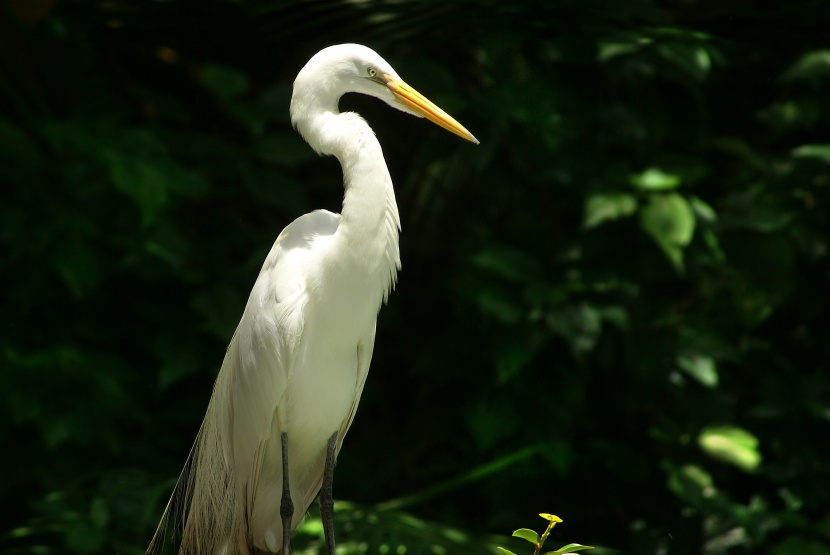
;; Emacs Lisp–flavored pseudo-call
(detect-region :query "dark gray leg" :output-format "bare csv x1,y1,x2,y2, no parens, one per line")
319,431,338,555
280,432,293,555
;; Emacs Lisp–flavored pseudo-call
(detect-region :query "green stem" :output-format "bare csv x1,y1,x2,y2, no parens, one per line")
535,519,556,555
376,445,544,511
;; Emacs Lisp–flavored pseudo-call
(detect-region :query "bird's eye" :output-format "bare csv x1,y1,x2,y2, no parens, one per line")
367,67,378,78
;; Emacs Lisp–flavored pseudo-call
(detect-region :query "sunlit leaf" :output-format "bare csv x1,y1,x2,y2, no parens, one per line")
631,167,682,191
639,193,696,271
597,36,652,62
792,144,830,163
698,426,762,472
539,514,562,523
656,42,711,81
543,544,595,554
599,305,629,330
690,196,717,223
497,548,518,555
583,193,638,229
295,503,503,555
513,528,539,544
677,354,718,387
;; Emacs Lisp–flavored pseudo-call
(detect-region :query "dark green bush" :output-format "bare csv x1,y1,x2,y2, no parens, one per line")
2,1,830,554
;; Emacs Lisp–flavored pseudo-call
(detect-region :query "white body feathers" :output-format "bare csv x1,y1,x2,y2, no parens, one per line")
158,45,404,554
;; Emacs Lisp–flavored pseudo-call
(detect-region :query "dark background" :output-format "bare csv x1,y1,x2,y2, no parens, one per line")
3,1,830,554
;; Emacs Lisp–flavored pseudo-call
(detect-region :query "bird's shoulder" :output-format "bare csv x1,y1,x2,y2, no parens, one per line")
264,209,340,266
230,211,344,382
255,208,341,294
278,209,342,246
233,209,340,350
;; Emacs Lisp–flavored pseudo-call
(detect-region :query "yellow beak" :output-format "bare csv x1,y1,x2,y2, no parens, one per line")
384,75,479,144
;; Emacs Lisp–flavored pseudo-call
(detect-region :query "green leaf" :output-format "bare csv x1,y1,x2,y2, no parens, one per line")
497,548,518,555
639,193,696,271
104,150,169,224
597,35,652,62
781,50,830,82
291,502,502,555
546,303,603,359
657,43,711,81
631,167,682,191
690,196,717,223
698,426,762,472
792,144,830,163
583,193,638,229
513,528,539,544
543,544,595,554
667,464,717,506
677,354,718,387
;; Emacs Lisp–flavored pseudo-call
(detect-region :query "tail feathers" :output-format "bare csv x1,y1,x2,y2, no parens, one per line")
146,448,194,555
147,397,251,555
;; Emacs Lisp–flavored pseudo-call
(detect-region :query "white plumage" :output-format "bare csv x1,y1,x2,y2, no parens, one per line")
149,44,477,555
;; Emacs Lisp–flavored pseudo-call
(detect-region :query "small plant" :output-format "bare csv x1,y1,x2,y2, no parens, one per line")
497,513,594,555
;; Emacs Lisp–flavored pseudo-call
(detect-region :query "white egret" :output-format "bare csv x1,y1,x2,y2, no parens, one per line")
149,44,477,555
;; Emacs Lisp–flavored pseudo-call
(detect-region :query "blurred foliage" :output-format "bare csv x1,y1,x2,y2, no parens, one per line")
2,0,830,554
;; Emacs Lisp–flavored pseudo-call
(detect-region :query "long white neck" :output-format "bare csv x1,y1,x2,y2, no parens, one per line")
294,106,401,304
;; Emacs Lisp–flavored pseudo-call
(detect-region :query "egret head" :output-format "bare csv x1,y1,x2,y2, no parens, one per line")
291,43,478,144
